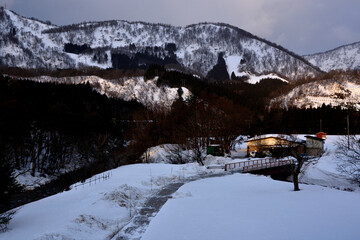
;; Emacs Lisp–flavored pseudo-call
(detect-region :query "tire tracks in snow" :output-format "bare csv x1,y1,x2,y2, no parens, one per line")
114,172,229,240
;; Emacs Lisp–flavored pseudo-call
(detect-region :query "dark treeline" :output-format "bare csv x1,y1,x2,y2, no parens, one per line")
64,43,92,55
261,106,360,135
0,66,145,79
154,65,288,110
0,75,146,203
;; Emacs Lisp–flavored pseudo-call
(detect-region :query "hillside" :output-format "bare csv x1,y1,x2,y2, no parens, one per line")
17,75,191,111
270,77,360,110
304,41,360,72
0,7,321,81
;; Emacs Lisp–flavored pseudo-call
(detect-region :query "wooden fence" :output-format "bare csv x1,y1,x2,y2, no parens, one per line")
72,171,112,189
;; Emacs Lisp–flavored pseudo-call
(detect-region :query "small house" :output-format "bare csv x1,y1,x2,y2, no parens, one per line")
246,134,305,158
305,135,325,157
207,144,224,156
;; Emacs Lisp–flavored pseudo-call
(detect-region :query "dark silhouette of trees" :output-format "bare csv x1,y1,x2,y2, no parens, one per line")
0,160,21,231
206,53,229,81
64,43,92,54
0,75,144,184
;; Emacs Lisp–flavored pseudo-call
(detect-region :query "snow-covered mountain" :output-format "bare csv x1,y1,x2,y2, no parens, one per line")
304,41,360,72
270,78,360,109
0,7,321,81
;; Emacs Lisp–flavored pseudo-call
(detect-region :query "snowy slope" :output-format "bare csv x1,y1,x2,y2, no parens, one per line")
224,55,289,84
304,41,360,72
270,78,360,109
0,8,320,81
299,135,355,190
21,75,191,110
1,164,211,240
0,8,75,69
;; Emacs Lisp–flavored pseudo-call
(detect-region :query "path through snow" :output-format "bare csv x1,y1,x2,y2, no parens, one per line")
115,173,228,240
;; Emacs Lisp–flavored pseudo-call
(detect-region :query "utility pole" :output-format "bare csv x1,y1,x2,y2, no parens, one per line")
347,113,350,149
182,79,185,87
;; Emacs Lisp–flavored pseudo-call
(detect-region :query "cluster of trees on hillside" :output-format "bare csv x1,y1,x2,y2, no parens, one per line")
262,105,360,135
0,67,145,79
0,76,145,184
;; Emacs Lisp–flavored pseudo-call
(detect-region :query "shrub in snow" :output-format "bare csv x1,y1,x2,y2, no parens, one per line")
103,184,144,217
141,144,197,164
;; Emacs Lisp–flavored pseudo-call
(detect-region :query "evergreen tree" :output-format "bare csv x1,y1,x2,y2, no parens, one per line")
0,160,21,231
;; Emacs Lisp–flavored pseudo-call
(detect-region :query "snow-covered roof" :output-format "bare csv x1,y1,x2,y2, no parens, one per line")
247,134,303,143
305,136,325,141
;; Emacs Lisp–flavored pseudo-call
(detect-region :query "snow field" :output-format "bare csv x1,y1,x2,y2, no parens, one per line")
1,163,211,240
142,173,360,240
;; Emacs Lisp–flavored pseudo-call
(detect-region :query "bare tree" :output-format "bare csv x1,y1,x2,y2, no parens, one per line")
337,135,360,185
0,211,15,232
274,135,319,191
166,144,189,164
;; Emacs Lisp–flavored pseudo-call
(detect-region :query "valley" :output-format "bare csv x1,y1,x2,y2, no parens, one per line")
1,5,360,239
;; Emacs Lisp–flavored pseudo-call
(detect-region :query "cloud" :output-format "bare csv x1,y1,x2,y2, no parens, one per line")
0,0,15,8
331,26,360,45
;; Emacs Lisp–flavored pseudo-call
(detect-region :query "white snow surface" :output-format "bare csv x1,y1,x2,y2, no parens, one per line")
2,163,210,240
2,135,360,240
142,173,360,240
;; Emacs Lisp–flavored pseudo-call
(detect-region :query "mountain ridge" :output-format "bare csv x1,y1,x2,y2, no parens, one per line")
0,7,321,81
304,41,360,72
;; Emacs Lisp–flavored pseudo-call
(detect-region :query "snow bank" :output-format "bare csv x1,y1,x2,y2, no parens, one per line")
299,135,357,190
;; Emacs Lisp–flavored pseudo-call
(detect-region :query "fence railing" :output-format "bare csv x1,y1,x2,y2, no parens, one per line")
72,171,112,189
225,158,294,172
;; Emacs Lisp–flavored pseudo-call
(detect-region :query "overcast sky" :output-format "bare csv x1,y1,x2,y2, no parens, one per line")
1,0,359,55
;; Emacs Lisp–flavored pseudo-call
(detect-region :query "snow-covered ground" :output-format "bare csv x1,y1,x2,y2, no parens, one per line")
299,135,355,190
2,163,213,240
142,173,360,240
2,135,359,240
